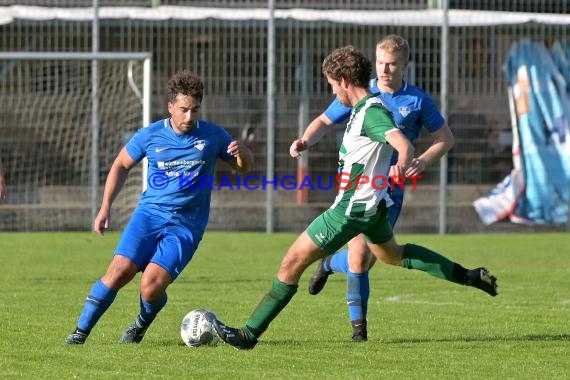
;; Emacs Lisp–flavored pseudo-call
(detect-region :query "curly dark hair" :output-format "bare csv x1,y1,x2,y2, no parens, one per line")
322,46,372,88
167,70,204,103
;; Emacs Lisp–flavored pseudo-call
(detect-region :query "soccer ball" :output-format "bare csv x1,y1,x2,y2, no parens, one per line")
180,308,220,347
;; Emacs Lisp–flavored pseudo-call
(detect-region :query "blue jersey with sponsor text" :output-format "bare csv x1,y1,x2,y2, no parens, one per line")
125,118,234,232
324,79,445,156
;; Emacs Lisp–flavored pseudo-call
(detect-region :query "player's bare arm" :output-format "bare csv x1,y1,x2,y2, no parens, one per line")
227,140,253,173
405,123,454,177
94,147,138,235
290,113,334,158
386,130,415,177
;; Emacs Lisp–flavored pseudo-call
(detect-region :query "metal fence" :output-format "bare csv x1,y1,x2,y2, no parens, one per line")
0,0,569,232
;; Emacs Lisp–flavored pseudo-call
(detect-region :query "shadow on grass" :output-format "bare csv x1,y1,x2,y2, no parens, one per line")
141,334,570,349
385,333,570,344
175,277,273,284
228,334,570,349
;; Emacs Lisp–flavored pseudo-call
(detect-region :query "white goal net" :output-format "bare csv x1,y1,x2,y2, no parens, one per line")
0,52,151,231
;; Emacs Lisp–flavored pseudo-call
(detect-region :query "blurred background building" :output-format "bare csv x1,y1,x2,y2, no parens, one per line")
0,0,568,232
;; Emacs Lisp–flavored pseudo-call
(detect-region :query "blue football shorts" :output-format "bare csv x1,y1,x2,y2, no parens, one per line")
115,207,202,281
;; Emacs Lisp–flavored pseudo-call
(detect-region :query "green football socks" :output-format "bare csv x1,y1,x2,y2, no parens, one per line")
401,243,467,284
243,277,298,340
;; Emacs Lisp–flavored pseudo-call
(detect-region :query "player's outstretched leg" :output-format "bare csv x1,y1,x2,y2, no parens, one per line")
120,293,168,343
400,244,499,296
66,279,118,345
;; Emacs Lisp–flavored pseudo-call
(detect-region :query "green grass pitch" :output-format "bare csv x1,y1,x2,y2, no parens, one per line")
0,232,568,379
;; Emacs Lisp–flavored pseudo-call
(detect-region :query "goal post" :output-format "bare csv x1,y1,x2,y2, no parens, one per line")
0,52,152,231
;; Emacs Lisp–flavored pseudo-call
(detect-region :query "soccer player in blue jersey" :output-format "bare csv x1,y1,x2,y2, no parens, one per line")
212,46,497,350
65,70,253,345
295,35,496,341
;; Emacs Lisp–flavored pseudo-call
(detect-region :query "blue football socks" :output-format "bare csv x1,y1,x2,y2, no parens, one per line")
138,292,168,328
346,271,369,323
327,248,350,273
76,279,117,333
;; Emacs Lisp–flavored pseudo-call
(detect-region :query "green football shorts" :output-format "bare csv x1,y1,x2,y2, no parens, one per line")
306,201,393,255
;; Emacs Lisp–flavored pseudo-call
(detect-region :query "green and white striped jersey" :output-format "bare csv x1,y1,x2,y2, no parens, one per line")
331,93,399,218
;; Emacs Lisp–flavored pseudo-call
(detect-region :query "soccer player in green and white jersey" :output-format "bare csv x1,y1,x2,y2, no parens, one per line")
212,46,498,350
300,35,496,342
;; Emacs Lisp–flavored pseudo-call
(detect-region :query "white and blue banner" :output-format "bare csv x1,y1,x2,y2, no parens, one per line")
474,41,570,225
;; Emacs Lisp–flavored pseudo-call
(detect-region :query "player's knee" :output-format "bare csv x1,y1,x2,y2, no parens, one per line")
140,276,169,302
349,245,371,269
348,235,368,250
140,265,171,300
102,257,138,289
140,288,163,303
279,249,311,282
280,252,301,274
349,252,369,272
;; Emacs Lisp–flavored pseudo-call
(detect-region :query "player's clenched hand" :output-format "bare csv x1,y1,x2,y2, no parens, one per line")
289,139,307,159
226,140,246,157
93,209,110,236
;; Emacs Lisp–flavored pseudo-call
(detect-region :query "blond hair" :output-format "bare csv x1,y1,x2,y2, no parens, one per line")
376,34,410,64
